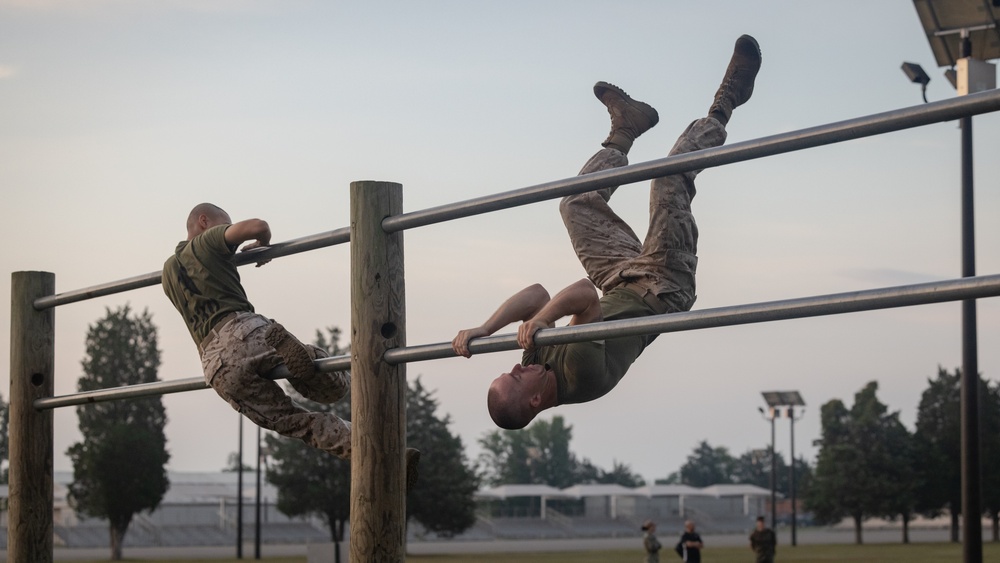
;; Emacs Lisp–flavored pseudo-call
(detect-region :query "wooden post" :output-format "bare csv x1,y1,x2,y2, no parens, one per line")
9,271,55,562
349,181,406,562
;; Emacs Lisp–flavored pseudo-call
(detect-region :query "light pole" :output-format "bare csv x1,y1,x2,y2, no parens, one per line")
237,414,244,559
908,6,1000,561
255,425,262,560
761,391,805,537
787,405,805,547
757,405,777,529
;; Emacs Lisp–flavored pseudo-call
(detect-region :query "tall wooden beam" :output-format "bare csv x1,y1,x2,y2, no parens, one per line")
350,181,407,561
9,271,55,562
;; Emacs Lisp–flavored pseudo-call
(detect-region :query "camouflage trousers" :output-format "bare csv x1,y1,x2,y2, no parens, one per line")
560,117,727,313
199,312,352,459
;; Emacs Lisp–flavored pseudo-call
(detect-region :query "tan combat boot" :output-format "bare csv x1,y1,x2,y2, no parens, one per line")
264,323,318,380
594,81,659,154
709,35,762,125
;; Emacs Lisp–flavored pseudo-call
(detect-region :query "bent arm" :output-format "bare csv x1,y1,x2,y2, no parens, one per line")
224,219,270,247
517,278,601,349
452,284,550,357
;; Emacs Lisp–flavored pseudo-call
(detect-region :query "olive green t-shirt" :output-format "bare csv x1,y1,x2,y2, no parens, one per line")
521,286,661,405
162,224,254,346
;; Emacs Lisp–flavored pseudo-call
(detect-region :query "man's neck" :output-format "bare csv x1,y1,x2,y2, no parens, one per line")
539,370,559,409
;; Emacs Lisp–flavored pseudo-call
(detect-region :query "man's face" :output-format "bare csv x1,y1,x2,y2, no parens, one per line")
491,363,548,404
756,519,765,531
685,522,695,533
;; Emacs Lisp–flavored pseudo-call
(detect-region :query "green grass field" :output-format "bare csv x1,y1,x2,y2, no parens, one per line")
77,542,1000,563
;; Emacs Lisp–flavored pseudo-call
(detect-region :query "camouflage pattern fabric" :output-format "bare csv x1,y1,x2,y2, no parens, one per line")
200,312,351,459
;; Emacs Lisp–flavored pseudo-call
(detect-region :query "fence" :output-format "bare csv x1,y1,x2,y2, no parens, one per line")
11,88,1000,562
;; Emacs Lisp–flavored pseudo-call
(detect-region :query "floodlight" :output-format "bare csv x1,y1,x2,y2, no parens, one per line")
902,62,932,102
902,62,931,84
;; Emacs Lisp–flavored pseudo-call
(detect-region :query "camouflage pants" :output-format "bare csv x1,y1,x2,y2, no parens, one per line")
559,117,727,313
199,312,352,459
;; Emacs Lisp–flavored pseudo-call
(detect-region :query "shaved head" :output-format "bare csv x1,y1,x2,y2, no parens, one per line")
186,203,230,239
487,383,535,430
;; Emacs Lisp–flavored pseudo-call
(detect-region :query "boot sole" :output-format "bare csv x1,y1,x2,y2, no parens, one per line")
264,323,319,380
593,81,660,127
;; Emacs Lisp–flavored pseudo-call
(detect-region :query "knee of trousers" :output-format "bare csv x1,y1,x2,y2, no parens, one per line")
560,191,605,219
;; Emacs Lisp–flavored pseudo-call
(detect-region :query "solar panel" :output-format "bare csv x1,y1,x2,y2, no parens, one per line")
913,0,1000,67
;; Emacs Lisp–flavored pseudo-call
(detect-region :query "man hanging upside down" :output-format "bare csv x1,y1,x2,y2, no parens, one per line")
452,35,762,429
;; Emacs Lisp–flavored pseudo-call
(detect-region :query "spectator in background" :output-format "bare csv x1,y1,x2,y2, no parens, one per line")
749,516,777,563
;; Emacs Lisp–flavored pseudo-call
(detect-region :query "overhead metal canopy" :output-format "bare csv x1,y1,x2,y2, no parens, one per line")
914,0,1000,67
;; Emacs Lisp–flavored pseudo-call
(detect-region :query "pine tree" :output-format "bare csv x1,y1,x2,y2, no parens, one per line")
66,305,169,561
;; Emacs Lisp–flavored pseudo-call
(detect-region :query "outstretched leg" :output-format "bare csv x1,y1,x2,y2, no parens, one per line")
560,83,659,294
202,315,352,459
624,35,762,312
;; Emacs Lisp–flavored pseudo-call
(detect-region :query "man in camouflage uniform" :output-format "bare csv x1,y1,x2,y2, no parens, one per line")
162,204,418,484
453,35,762,430
749,516,777,563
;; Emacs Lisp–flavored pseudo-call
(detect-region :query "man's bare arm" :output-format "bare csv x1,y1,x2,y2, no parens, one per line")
452,284,551,357
517,278,600,349
225,219,271,267
225,219,270,247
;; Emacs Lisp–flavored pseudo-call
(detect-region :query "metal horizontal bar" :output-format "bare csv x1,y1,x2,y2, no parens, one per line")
33,274,1000,409
933,23,996,37
35,354,353,410
33,92,1000,309
33,227,351,310
382,89,1000,233
383,274,1000,365
36,377,209,410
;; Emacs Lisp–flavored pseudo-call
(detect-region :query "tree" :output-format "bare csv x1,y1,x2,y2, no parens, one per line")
679,440,736,486
595,460,646,487
575,458,645,487
478,415,583,488
66,305,169,561
880,411,918,543
806,382,906,544
979,379,1000,542
913,367,962,542
654,472,681,485
406,377,479,536
731,448,772,489
222,451,253,473
266,327,479,558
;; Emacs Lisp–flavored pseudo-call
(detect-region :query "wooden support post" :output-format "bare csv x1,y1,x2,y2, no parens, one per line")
9,271,55,562
349,181,406,562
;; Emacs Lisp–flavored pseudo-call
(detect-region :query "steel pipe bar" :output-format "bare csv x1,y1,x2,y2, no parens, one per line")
35,377,209,410
33,356,353,410
33,227,351,310
31,274,1000,409
32,91,1000,310
382,89,1000,234
384,273,1000,365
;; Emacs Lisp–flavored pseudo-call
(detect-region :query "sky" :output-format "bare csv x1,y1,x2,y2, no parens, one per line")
2,0,1000,486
